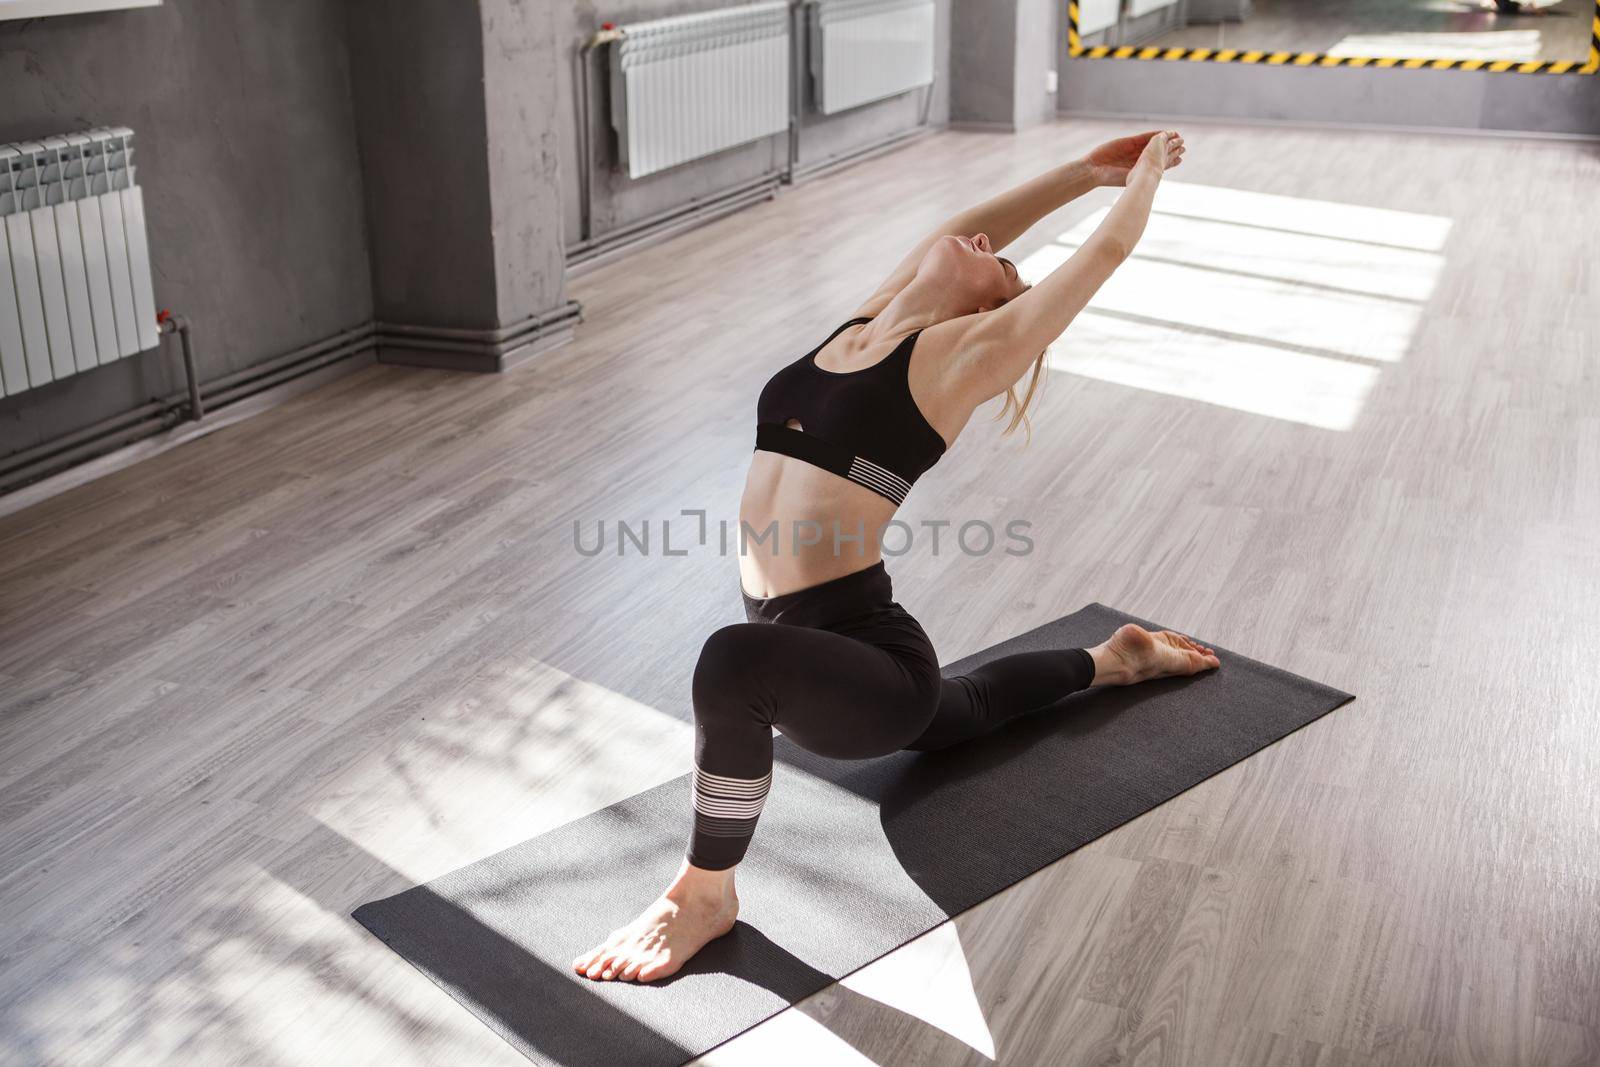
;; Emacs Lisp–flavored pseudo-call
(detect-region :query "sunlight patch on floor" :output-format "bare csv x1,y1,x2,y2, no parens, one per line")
701,920,996,1064
838,920,996,1058
1327,29,1544,61
1064,209,1445,302
696,1009,881,1065
1031,237,1422,363
1050,311,1381,431
1149,181,1453,251
1019,181,1451,429
300,657,692,882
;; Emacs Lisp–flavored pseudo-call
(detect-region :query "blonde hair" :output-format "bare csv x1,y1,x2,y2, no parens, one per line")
994,350,1047,442
990,275,1046,443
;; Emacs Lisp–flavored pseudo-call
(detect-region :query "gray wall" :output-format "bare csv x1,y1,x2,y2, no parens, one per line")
345,0,569,332
1058,51,1600,137
480,0,569,327
0,1,373,456
952,0,1018,125
952,0,1061,130
16,2,1586,467
345,0,497,327
555,0,955,249
1014,0,1061,128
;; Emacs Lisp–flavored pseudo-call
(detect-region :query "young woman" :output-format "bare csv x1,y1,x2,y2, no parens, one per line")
574,129,1219,984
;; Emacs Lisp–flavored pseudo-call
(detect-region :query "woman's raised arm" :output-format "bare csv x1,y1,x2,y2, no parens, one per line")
852,131,1181,320
943,131,1182,410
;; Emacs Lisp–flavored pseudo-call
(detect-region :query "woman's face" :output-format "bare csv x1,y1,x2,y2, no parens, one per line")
919,233,1028,312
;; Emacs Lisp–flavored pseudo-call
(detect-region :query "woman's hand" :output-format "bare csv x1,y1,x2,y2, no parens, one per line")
1086,130,1184,186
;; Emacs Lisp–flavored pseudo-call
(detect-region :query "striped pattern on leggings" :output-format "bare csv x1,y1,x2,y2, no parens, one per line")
690,766,772,859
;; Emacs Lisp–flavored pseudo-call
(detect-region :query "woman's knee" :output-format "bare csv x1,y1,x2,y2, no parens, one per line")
691,623,773,722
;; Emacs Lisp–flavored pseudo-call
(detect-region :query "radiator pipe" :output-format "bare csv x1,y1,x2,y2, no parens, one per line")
788,0,815,182
156,310,202,422
570,3,935,262
0,321,376,494
788,0,939,183
198,334,374,410
787,120,936,184
569,20,788,266
374,301,581,345
575,24,625,246
200,322,374,396
568,171,780,271
567,182,782,276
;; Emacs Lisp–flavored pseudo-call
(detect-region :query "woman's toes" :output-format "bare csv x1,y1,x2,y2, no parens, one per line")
619,957,645,981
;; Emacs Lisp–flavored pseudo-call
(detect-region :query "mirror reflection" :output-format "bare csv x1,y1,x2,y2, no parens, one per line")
1076,0,1594,64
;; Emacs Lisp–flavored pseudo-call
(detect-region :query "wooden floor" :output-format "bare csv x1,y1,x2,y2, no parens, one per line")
2,117,1597,1066
1148,0,1593,62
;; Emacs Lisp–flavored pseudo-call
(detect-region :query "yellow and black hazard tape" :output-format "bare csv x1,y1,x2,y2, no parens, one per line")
1067,0,1600,73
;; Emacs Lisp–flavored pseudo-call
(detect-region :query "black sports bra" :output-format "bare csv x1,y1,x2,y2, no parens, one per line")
754,316,947,505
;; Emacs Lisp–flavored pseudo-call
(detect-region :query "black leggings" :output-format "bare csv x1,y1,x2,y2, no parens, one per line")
687,561,1095,870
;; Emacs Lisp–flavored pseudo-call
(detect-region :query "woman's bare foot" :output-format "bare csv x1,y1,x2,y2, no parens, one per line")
572,858,740,983
1088,623,1220,686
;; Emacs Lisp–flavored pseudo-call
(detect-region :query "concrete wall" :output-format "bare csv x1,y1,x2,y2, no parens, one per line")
556,0,955,249
480,0,569,327
345,0,569,334
953,0,1061,130
952,0,1018,125
345,0,498,328
0,1,373,456
13,0,1585,468
1058,51,1600,138
1015,0,1061,128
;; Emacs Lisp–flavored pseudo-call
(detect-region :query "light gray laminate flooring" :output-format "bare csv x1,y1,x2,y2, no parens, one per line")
1,118,1595,1065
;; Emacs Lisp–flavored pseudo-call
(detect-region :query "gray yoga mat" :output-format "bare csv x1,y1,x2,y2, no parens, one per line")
353,602,1354,1067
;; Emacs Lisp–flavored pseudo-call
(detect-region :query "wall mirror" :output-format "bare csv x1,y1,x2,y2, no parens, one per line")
1068,0,1599,72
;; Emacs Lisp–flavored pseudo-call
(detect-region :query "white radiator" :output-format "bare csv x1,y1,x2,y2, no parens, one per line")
809,0,935,115
609,2,792,180
1129,0,1181,19
1077,0,1121,37
0,127,158,399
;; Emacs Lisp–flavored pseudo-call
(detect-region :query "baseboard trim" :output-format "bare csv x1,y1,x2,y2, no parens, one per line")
374,299,584,372
946,119,1018,133
1,297,584,513
788,122,942,183
0,346,379,520
1054,107,1600,144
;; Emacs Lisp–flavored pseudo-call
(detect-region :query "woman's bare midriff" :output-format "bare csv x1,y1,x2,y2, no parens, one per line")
737,450,900,599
